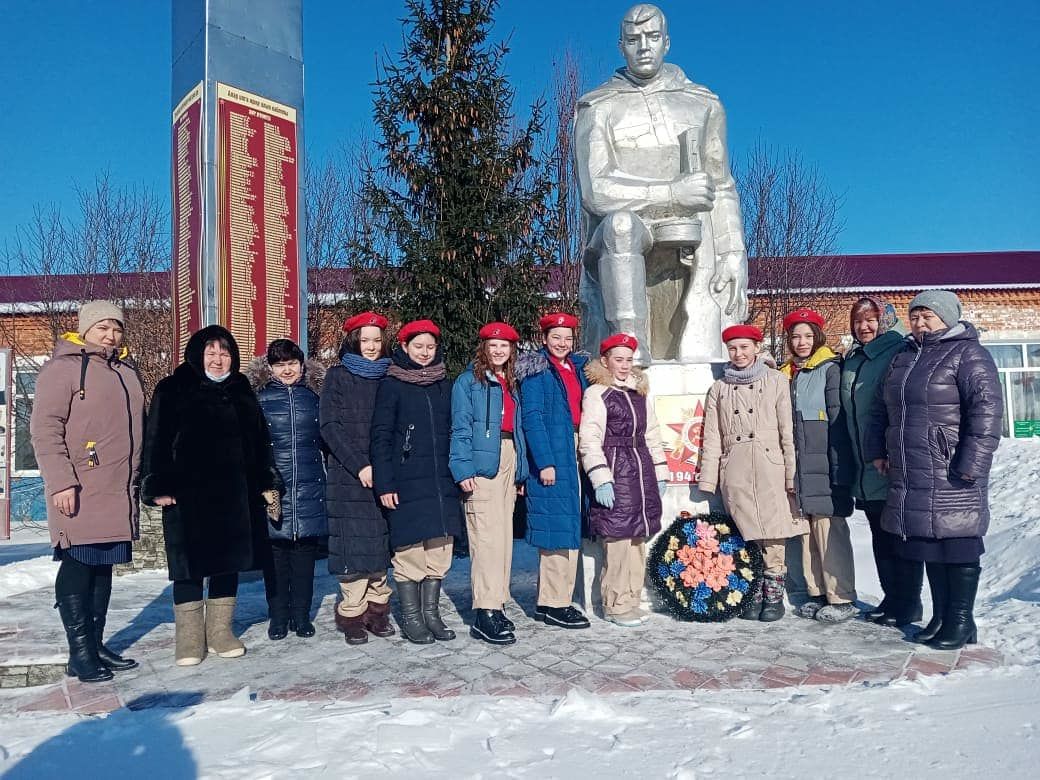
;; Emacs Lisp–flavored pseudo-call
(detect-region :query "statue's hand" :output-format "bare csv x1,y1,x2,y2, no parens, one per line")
671,172,716,212
710,251,749,319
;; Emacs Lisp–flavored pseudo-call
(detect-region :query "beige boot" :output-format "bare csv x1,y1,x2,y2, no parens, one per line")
174,601,206,667
205,596,245,658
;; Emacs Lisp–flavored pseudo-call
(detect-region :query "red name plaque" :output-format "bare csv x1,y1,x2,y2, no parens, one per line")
216,83,300,357
171,82,204,364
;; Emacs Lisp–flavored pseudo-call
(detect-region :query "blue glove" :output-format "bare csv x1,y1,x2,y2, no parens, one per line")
658,481,667,498
595,482,615,509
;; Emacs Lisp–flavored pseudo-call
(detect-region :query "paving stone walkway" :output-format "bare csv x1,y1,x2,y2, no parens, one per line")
0,544,1005,716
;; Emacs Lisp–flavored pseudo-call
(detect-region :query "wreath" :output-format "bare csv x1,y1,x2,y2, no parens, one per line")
647,511,763,622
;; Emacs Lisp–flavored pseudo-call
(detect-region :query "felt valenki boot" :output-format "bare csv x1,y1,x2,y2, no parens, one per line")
205,597,245,658
58,594,113,683
173,600,206,667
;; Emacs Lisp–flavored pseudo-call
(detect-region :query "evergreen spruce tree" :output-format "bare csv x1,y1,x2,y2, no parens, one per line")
359,0,555,370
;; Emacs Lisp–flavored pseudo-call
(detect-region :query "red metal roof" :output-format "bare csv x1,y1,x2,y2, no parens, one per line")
1,251,1038,305
749,251,1040,291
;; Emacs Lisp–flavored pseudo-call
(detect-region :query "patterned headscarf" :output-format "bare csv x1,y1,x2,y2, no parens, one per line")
850,296,897,339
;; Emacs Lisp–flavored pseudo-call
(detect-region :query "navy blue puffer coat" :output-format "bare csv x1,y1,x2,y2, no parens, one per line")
370,348,463,550
248,359,328,541
864,323,1003,539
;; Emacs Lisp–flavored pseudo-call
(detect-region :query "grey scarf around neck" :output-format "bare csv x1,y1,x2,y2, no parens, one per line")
723,356,769,385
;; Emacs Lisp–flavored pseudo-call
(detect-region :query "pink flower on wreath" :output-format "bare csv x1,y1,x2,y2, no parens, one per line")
680,564,705,588
704,553,736,592
676,544,699,566
696,535,720,555
695,521,717,540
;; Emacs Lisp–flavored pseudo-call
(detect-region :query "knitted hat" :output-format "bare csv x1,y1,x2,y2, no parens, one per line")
909,289,962,328
78,300,124,338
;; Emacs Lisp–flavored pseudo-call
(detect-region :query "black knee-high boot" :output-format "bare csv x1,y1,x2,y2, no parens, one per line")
915,562,948,643
927,563,980,650
58,594,113,683
91,573,138,670
873,558,923,627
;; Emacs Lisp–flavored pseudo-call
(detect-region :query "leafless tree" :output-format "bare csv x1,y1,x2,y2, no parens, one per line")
736,140,852,358
0,174,171,398
541,49,584,310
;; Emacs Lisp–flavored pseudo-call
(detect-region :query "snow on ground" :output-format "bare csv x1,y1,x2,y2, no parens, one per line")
0,440,1037,778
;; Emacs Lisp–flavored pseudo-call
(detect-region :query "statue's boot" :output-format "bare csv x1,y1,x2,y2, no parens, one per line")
599,251,651,366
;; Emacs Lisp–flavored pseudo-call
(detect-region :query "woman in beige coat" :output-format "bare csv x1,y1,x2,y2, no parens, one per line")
698,325,807,622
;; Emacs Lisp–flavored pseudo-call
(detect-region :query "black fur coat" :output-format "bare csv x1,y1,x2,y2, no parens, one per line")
141,326,281,580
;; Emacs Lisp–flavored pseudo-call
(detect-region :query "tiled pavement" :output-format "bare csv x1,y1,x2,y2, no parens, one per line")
0,545,1005,715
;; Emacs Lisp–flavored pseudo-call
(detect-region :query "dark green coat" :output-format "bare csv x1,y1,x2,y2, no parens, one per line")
840,330,904,503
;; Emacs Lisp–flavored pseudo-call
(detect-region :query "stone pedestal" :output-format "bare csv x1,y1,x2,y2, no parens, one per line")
574,360,725,613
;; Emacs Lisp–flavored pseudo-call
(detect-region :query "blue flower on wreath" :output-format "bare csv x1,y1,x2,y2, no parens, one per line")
657,564,671,580
727,573,750,593
691,598,708,614
669,560,686,577
694,582,712,600
719,538,744,555
682,521,698,545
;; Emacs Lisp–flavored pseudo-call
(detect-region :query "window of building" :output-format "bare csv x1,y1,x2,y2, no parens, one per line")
985,342,1040,438
12,367,39,474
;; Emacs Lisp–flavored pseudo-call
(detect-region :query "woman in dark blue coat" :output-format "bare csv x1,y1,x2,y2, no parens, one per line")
321,312,395,646
516,312,591,630
247,339,327,641
370,320,462,645
866,290,1002,650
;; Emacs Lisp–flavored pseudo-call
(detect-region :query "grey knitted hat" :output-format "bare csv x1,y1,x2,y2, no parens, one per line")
78,300,125,337
908,289,961,328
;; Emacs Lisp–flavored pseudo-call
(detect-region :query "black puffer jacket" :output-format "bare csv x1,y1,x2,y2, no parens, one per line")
247,358,328,542
321,359,391,576
141,325,281,580
865,323,1002,539
370,348,463,550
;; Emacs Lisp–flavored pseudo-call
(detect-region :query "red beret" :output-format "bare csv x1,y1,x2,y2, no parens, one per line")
539,312,579,332
397,319,440,344
782,308,826,332
478,321,519,342
342,311,388,333
599,333,638,355
721,325,764,343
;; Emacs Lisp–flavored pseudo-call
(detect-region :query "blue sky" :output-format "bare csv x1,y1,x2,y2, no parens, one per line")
0,0,1037,257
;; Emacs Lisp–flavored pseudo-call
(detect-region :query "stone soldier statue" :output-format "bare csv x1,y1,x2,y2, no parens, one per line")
575,3,748,365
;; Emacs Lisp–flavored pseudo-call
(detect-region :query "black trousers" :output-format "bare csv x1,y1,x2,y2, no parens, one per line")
172,573,239,605
263,537,321,622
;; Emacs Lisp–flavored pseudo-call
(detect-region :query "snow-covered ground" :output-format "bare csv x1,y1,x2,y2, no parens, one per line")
1,440,1037,778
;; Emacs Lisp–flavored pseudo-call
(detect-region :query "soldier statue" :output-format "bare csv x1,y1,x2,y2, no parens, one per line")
575,3,749,365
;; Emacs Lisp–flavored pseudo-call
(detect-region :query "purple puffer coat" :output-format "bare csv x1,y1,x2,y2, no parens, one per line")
864,322,1002,540
578,362,669,539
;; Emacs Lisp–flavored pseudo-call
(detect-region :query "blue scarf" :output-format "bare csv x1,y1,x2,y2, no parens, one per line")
341,352,390,379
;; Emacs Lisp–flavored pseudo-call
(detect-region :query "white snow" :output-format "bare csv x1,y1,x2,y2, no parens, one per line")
1,440,1038,778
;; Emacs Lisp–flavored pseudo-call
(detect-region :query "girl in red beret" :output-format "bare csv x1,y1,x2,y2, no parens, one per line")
780,308,858,622
320,313,397,645
578,334,668,627
699,325,808,622
448,323,529,645
369,320,464,644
